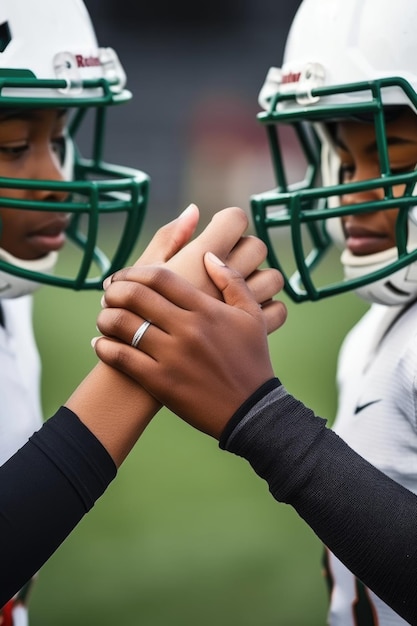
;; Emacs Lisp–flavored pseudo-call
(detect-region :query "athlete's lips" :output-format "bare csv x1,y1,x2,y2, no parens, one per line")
26,216,70,255
343,225,392,256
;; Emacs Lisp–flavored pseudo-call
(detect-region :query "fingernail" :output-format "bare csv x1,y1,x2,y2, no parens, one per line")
100,294,106,308
179,203,197,218
91,336,99,349
206,251,225,266
103,277,111,290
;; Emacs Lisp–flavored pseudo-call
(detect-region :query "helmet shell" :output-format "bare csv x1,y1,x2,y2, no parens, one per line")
0,0,127,103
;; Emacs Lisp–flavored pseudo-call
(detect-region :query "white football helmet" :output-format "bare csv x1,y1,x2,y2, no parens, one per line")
0,0,149,298
251,0,417,305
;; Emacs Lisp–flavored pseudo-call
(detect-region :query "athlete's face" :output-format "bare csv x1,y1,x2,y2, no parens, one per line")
0,108,70,261
334,108,417,256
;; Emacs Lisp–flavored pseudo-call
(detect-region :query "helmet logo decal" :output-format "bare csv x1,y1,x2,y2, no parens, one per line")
259,63,326,109
75,54,100,68
0,21,11,54
282,71,301,85
52,48,126,95
282,63,325,92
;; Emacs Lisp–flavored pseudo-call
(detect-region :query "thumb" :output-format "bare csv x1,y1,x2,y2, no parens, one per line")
134,203,200,267
203,252,260,313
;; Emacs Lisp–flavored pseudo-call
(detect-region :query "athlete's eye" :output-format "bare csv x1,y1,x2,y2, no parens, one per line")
0,143,29,161
51,136,66,166
390,165,416,175
339,163,355,183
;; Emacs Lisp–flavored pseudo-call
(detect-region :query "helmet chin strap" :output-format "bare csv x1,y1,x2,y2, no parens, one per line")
341,246,397,270
0,248,58,299
341,246,417,305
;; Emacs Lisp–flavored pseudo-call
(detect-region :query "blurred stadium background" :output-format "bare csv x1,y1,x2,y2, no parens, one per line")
29,1,368,624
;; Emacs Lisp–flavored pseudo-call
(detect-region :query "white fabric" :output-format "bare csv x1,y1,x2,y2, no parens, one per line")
327,301,417,625
11,605,29,626
0,296,43,464
0,296,42,624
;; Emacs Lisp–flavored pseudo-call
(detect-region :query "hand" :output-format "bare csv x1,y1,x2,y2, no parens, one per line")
66,204,277,465
93,253,287,438
107,205,282,333
130,202,200,266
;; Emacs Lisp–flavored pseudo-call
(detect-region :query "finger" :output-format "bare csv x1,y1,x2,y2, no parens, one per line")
245,268,285,305
96,307,153,350
243,267,287,335
94,335,158,379
261,299,288,334
203,252,263,317
224,235,267,278
187,206,249,259
165,207,249,294
101,266,210,332
136,203,200,266
106,206,247,296
104,204,200,288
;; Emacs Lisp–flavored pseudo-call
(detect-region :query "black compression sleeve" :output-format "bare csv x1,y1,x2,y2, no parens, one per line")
220,381,417,625
0,406,116,605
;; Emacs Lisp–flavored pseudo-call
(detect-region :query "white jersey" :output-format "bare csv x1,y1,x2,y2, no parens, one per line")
0,296,43,626
327,301,417,626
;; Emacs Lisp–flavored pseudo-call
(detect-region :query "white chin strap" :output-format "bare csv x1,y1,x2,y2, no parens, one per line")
341,247,417,306
0,248,58,299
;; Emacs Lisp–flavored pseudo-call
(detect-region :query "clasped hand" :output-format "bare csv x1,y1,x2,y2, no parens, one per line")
93,205,287,438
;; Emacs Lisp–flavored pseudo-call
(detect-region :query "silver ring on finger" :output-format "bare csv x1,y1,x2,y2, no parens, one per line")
131,320,151,349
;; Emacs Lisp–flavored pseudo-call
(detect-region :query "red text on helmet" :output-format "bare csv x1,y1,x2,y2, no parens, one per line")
75,55,100,68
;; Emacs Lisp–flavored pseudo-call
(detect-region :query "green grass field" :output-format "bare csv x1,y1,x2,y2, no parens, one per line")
29,233,368,625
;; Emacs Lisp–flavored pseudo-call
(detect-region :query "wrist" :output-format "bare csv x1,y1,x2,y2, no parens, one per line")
219,377,281,448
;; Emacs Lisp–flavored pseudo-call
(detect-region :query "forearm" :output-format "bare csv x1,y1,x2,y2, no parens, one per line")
0,406,115,605
220,379,417,624
65,362,160,467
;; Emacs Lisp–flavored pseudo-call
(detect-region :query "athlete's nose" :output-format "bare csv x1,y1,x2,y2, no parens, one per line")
30,146,69,204
340,163,384,207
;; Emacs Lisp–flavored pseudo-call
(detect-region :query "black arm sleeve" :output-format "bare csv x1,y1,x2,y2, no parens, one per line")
0,406,116,605
219,379,417,625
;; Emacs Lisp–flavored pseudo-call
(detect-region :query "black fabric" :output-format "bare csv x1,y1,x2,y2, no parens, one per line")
0,407,116,605
221,385,417,625
219,377,281,446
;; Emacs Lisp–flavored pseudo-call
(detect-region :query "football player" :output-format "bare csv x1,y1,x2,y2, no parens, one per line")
252,0,417,622
93,0,417,623
0,0,282,622
0,0,147,620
